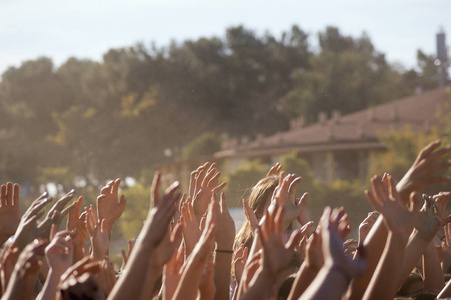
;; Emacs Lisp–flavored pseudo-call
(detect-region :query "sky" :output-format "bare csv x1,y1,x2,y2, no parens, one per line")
1,0,450,75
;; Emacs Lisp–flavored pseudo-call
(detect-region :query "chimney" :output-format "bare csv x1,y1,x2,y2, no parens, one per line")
318,112,327,124
332,110,341,123
326,127,333,140
290,115,305,129
437,29,449,87
368,107,375,121
423,120,430,134
391,105,398,121
357,126,364,138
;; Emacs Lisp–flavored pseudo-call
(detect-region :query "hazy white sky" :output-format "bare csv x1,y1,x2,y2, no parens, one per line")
1,0,449,75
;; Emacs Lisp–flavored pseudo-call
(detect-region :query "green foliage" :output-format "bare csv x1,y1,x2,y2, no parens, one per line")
369,128,439,182
116,183,150,240
316,180,370,235
223,160,268,205
182,132,222,159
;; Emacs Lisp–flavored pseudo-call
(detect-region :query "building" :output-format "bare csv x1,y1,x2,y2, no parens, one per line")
158,87,450,188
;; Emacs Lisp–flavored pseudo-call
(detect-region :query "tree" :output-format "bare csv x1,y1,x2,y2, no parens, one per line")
279,27,415,123
182,132,222,159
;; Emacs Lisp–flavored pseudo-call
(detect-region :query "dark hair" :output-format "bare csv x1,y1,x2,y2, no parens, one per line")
278,274,296,300
397,272,423,297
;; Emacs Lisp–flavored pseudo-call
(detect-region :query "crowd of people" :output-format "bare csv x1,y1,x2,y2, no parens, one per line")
0,139,451,299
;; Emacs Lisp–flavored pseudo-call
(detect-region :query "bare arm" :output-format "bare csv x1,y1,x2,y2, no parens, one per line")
422,240,445,293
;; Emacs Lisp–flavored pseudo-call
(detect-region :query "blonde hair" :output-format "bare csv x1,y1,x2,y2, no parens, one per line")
233,175,279,251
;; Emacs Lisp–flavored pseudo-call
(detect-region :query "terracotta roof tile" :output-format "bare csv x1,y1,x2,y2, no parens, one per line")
219,87,450,158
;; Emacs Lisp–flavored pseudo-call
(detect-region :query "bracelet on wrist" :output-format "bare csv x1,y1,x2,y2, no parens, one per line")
215,249,234,254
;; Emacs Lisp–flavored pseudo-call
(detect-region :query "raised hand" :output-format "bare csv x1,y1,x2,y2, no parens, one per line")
144,174,181,247
270,172,304,229
233,244,249,284
109,172,182,300
296,192,313,227
215,192,236,250
320,207,366,280
13,192,52,250
0,242,19,293
95,257,117,298
396,140,451,203
259,203,303,279
174,199,217,300
180,202,201,255
358,211,379,246
0,183,20,245
149,222,183,269
67,196,88,250
191,163,227,221
45,230,74,274
366,174,420,239
305,230,324,269
46,189,75,222
120,239,134,270
85,205,109,260
36,190,76,241
163,246,185,300
37,230,75,300
415,193,451,240
3,240,47,300
242,198,258,231
96,178,127,236
433,191,451,217
267,162,282,176
59,257,102,300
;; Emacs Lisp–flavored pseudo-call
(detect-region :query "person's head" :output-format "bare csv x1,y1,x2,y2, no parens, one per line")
397,272,424,297
234,175,278,251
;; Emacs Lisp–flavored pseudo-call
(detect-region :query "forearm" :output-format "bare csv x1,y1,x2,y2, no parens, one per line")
423,241,445,293
174,263,205,300
214,251,233,300
37,269,62,300
347,216,388,300
240,269,276,300
300,267,351,300
108,243,154,299
397,232,431,288
139,266,163,300
3,276,33,300
73,245,85,263
288,263,320,300
363,232,407,300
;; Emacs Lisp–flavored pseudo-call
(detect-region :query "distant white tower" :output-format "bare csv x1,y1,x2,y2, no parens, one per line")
436,29,449,87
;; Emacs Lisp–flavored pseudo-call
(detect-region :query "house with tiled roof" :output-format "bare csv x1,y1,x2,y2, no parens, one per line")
158,87,450,188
